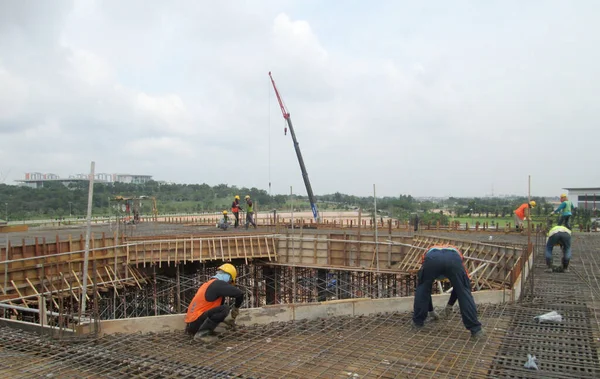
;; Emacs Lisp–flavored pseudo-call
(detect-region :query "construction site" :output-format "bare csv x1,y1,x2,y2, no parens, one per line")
0,72,599,378
0,215,599,378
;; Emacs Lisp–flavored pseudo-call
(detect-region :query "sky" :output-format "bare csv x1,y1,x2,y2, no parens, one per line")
0,1,598,197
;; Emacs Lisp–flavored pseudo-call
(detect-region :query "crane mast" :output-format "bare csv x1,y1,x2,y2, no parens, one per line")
268,71,320,223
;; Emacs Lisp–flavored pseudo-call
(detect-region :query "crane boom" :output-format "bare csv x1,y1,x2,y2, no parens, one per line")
269,71,320,223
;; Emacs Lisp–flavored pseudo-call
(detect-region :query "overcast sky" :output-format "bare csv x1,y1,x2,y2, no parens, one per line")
1,1,598,197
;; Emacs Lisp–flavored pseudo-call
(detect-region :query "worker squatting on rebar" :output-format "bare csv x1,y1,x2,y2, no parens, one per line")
412,246,485,340
217,210,231,230
545,225,572,273
184,263,244,343
245,195,257,230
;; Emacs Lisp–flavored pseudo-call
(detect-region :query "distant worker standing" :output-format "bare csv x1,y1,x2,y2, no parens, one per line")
413,245,484,340
245,195,257,230
185,263,243,343
513,201,536,231
231,195,242,228
545,225,572,273
552,194,575,230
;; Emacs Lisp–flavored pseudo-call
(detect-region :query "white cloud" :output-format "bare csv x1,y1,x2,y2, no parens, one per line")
0,1,599,196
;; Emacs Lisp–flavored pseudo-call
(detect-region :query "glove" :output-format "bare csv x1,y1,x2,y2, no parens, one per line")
442,304,453,318
230,306,240,320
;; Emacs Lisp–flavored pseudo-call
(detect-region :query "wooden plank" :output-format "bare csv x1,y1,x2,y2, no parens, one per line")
11,280,29,307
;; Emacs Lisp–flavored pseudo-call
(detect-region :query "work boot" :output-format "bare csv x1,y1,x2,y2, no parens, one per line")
194,318,219,343
411,321,423,331
471,328,485,341
545,258,553,273
562,259,570,273
428,310,440,321
442,305,453,318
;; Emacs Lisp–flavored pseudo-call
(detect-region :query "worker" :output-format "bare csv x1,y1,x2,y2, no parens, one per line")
231,195,242,228
545,225,572,273
413,245,484,340
217,210,230,231
552,194,575,230
185,263,243,342
245,195,257,230
513,201,536,231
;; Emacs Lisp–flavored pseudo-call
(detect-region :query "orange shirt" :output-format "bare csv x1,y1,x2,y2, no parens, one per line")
185,279,223,323
514,203,528,220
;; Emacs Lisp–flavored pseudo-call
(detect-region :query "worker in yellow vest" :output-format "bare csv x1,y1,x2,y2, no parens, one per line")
245,195,257,230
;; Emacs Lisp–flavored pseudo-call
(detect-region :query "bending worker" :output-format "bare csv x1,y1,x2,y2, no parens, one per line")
185,263,243,343
513,201,536,231
552,194,575,230
545,225,572,273
413,245,484,340
231,195,241,228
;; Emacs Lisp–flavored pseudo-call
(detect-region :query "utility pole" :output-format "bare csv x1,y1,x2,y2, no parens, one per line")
69,202,73,218
4,203,7,222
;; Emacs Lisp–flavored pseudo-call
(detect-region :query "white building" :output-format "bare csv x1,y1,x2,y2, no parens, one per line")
564,187,600,211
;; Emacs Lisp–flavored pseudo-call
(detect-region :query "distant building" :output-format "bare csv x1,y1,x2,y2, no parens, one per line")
564,187,600,211
17,172,153,188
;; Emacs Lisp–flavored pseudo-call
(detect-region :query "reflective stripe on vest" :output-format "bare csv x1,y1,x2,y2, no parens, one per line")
184,279,223,323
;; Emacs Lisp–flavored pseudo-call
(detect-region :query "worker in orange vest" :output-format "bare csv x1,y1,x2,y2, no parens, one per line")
513,201,536,231
412,245,484,340
231,195,242,228
185,263,243,343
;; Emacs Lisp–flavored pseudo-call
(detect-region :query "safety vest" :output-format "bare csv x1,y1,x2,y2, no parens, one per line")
231,200,240,213
185,279,223,323
422,245,470,278
246,200,253,213
547,225,571,238
562,200,573,215
514,203,528,220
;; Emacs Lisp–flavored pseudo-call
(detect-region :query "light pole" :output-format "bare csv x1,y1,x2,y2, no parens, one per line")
4,203,7,222
69,202,73,217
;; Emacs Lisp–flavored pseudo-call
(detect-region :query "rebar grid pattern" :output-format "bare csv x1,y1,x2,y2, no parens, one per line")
2,233,600,378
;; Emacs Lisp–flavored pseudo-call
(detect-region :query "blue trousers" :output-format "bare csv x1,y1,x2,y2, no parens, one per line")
545,232,572,261
558,215,571,230
413,249,482,333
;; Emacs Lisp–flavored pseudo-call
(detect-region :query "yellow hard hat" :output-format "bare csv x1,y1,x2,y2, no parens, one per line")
223,210,228,215
245,195,250,199
529,201,536,207
560,193,567,199
235,195,240,200
217,263,237,283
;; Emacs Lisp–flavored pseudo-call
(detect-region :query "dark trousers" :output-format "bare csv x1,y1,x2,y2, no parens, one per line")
233,212,240,228
545,232,572,262
245,212,256,229
558,215,571,229
185,305,229,335
413,249,482,333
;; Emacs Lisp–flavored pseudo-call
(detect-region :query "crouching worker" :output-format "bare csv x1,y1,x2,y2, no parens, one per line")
413,245,484,340
185,263,243,343
545,225,572,273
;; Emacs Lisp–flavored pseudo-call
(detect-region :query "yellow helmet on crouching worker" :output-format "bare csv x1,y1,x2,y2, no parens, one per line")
222,210,228,215
529,201,536,208
217,263,237,283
